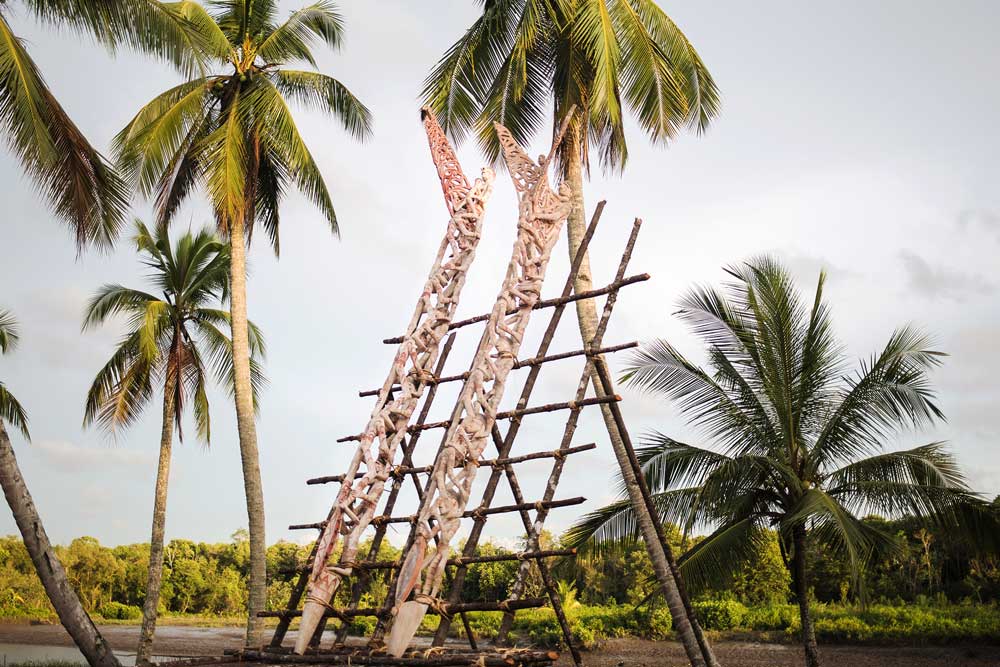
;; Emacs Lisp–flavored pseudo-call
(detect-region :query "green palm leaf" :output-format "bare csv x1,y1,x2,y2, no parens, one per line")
256,2,344,66
0,382,29,440
272,70,372,140
0,12,127,250
0,310,20,353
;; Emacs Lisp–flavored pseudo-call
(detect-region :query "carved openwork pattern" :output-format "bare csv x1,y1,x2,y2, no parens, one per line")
386,122,573,652
294,109,495,653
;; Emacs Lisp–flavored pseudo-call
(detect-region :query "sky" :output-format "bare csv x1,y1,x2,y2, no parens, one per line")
1,0,998,550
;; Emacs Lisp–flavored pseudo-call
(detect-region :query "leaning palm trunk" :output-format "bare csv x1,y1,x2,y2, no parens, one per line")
792,525,821,667
0,420,121,667
384,119,573,657
136,371,177,665
294,109,495,654
561,125,718,667
228,214,267,647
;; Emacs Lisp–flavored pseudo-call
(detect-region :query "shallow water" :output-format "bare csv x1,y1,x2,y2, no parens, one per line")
0,642,154,666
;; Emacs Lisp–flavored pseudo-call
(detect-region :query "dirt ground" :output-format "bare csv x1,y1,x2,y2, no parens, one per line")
0,623,997,667
553,638,1000,667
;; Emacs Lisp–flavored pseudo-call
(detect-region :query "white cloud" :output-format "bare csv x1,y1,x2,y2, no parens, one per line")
32,440,155,473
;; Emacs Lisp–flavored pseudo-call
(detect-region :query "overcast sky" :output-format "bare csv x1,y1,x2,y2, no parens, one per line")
1,1,998,550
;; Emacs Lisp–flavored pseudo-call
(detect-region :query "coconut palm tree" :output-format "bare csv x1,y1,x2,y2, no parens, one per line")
83,221,265,665
423,3,720,664
567,257,989,667
112,0,371,642
0,310,121,667
422,0,718,349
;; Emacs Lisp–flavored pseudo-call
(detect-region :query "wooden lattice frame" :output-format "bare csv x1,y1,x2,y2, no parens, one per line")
263,114,650,667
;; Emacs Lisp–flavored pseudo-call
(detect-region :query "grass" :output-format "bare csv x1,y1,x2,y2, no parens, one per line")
4,602,999,650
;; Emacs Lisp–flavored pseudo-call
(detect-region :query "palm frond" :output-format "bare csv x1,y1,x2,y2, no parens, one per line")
198,84,249,230
783,488,883,582
252,78,337,237
273,70,372,140
81,285,160,331
0,14,127,250
627,0,719,132
563,486,704,556
0,309,20,353
252,142,287,254
0,382,30,440
610,0,689,144
192,318,267,412
257,2,344,66
676,518,764,593
208,0,279,45
629,432,728,492
473,0,555,165
421,0,525,144
623,339,773,454
153,108,211,227
24,0,231,76
828,442,966,492
114,77,215,197
812,326,946,470
83,329,159,434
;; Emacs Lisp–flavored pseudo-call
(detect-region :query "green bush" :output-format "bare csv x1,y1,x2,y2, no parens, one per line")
743,603,798,630
346,615,378,637
98,601,142,620
692,599,747,630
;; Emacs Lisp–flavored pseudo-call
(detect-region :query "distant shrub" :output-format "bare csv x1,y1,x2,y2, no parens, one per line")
98,602,142,620
693,599,747,630
743,603,798,630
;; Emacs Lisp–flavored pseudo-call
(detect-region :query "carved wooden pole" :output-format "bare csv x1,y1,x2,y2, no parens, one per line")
384,116,575,657
294,109,494,654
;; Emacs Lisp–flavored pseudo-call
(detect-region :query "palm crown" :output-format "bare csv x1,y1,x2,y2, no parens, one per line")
83,221,265,441
114,0,373,251
567,257,984,592
0,310,29,439
423,0,720,170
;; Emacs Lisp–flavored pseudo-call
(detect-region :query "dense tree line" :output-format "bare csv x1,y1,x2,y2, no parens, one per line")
2,512,997,622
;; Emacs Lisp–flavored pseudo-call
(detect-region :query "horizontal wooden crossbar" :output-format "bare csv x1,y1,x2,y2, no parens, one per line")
336,395,619,443
288,497,585,531
307,443,597,485
234,647,559,666
382,274,650,344
258,597,547,619
277,548,577,576
358,342,638,397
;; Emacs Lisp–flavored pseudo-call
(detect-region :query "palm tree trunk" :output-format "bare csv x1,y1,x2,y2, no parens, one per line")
136,373,177,665
0,420,121,667
562,123,718,667
792,525,821,667
228,214,267,647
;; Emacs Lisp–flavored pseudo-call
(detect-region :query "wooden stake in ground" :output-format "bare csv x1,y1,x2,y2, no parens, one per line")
294,108,494,654
384,116,574,657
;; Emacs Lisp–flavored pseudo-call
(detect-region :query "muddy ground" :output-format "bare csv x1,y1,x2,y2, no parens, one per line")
0,623,996,667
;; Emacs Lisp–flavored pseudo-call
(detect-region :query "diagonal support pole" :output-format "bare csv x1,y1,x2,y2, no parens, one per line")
494,217,641,646
427,202,607,666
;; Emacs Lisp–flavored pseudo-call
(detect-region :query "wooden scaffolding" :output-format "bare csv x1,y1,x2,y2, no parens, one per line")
233,201,647,667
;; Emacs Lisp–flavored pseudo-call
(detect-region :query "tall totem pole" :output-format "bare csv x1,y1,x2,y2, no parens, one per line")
385,118,575,657
294,109,495,654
